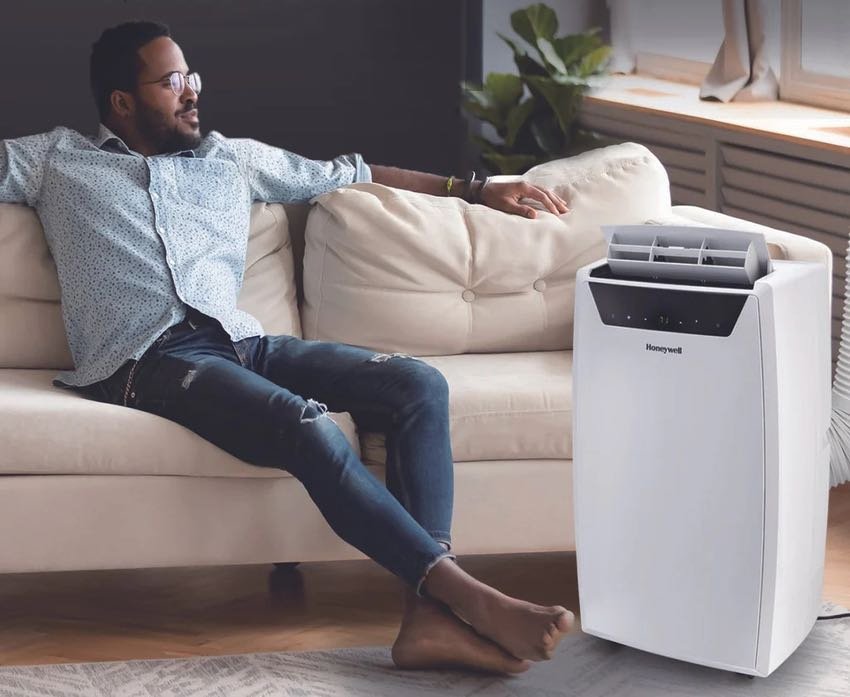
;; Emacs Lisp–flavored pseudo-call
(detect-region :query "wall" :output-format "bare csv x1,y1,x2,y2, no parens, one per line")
0,1,480,174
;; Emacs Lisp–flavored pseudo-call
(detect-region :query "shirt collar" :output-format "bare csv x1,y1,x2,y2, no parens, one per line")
94,123,130,153
94,123,197,158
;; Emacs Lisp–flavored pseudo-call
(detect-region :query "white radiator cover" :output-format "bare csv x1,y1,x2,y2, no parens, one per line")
572,250,831,676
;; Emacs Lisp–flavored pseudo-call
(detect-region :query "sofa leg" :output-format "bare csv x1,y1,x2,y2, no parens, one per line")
268,561,304,594
272,562,301,572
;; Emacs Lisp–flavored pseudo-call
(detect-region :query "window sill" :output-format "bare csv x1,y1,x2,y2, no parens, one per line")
584,74,850,156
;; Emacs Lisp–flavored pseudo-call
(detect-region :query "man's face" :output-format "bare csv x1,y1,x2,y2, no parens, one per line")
129,37,200,153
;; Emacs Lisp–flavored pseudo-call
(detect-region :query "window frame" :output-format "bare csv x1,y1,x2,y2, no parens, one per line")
780,0,850,112
634,52,711,86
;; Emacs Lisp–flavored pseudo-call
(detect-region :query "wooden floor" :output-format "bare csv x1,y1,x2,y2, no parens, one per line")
1,483,849,667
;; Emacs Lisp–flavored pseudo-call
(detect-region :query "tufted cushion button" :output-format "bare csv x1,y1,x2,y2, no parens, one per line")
462,289,476,302
533,279,547,292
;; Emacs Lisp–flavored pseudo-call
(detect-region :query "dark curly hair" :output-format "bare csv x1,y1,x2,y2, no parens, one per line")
90,21,171,122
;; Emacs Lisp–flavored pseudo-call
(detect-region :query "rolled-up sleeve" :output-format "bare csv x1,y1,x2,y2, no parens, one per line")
0,131,55,206
228,137,371,204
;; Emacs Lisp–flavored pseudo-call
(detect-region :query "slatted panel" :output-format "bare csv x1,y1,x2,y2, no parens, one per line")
719,144,850,368
578,112,708,206
721,206,844,296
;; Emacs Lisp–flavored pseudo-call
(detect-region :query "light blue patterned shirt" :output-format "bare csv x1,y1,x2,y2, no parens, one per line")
0,124,371,387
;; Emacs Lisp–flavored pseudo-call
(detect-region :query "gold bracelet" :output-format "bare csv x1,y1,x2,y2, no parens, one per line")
446,175,454,196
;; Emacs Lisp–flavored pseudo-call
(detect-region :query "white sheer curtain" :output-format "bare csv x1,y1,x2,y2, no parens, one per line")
699,0,778,102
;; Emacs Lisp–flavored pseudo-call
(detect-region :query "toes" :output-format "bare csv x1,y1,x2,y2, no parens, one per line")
505,658,533,674
554,608,575,633
505,661,533,673
537,610,574,660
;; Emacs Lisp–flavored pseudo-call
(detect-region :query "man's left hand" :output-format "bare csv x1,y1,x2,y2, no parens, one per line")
480,181,570,219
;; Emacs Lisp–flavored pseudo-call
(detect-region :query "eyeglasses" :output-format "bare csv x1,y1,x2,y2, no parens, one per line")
139,71,202,96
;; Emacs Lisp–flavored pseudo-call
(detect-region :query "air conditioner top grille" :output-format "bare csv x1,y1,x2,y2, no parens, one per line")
601,224,772,286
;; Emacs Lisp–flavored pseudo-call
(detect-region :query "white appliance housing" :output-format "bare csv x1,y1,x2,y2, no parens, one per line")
572,225,831,677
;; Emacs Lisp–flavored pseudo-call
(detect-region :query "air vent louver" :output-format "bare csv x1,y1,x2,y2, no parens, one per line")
603,225,772,286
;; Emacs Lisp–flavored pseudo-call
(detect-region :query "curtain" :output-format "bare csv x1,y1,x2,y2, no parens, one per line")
700,0,778,102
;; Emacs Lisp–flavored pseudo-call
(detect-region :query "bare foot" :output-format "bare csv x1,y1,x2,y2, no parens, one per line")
463,591,576,661
391,593,532,675
421,559,576,662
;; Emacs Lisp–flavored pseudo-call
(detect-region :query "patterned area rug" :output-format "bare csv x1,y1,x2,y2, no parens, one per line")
1,603,847,696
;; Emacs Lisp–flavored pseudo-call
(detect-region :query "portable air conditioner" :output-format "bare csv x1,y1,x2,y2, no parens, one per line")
572,225,831,677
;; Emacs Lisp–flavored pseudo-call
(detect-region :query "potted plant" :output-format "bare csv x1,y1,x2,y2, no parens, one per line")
462,3,612,175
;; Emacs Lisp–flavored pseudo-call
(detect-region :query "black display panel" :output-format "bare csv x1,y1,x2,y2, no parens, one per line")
588,281,750,337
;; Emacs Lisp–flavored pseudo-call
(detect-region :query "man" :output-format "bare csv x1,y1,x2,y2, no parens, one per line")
0,21,574,675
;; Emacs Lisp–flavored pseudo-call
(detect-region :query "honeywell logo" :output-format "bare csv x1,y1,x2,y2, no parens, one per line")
646,343,683,355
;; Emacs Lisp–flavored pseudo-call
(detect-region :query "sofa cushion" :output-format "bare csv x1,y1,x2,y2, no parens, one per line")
0,202,301,370
237,203,302,338
360,351,572,467
0,369,359,477
301,142,671,354
0,204,70,370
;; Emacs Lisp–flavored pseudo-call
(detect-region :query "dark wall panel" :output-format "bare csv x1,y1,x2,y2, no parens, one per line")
0,0,482,175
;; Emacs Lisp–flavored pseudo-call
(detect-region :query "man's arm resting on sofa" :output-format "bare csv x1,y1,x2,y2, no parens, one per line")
1,133,53,206
369,164,569,219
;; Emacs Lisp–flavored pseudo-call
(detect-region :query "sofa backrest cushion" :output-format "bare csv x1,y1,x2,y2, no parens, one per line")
237,203,303,339
0,201,300,369
301,142,672,354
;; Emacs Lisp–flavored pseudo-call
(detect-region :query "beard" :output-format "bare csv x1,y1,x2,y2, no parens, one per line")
136,102,202,153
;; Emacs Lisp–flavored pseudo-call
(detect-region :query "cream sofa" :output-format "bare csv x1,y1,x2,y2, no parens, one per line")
0,143,832,574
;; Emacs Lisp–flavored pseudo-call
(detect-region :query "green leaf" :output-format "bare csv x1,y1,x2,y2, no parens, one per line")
510,4,558,47
482,152,539,176
536,37,567,75
498,32,525,58
461,73,525,133
552,32,603,71
484,73,524,110
498,33,546,82
504,99,536,148
461,102,502,128
530,115,564,155
460,82,504,128
470,135,502,154
566,128,622,155
524,76,584,133
578,45,612,77
461,101,499,127
460,82,491,108
514,51,548,78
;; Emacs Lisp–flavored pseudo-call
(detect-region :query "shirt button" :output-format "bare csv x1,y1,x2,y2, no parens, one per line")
533,279,547,292
462,289,476,302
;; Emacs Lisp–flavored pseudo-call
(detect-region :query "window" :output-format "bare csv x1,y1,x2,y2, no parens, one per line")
608,0,725,84
609,0,850,112
781,0,850,111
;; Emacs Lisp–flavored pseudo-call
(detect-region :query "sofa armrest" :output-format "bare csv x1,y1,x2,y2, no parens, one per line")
669,205,834,279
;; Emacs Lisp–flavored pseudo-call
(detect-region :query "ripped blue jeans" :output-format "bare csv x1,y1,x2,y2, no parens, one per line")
75,307,456,595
